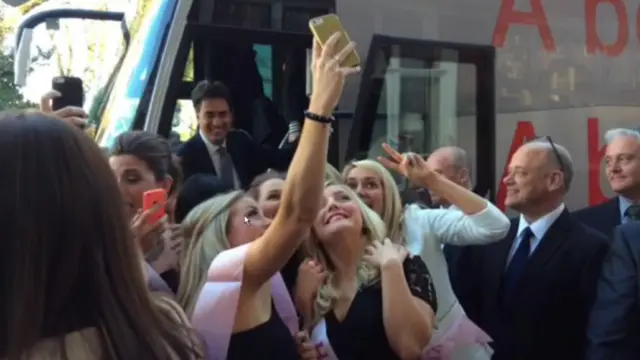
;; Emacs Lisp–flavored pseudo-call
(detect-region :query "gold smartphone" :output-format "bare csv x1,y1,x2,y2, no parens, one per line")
308,14,360,68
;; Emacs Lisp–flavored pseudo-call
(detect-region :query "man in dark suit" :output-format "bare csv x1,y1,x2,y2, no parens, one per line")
573,128,640,235
177,80,296,189
587,222,640,360
424,146,474,290
460,138,609,360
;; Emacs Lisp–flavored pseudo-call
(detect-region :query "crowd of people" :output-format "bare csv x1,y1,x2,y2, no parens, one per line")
3,32,640,360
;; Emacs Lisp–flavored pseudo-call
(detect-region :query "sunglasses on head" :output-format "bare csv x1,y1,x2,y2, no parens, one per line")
534,135,565,173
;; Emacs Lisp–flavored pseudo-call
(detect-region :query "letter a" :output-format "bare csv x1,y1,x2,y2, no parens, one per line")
492,0,556,52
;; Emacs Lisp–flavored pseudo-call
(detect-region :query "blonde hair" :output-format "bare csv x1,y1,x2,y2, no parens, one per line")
177,190,244,316
342,160,405,244
325,163,344,184
306,184,387,325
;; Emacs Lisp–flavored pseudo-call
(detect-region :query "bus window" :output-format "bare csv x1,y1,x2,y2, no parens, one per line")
170,44,275,143
95,0,176,148
348,35,495,196
166,25,311,150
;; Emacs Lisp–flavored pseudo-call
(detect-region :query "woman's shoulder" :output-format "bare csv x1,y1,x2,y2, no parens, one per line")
152,294,205,360
23,328,102,360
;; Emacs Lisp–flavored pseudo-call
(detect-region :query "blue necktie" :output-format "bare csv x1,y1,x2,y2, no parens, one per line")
625,205,640,222
503,227,533,298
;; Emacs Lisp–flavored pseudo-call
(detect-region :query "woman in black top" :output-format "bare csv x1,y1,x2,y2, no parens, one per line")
177,34,359,360
299,183,437,360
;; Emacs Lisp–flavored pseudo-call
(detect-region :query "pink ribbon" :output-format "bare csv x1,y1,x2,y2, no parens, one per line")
191,244,298,360
144,262,174,296
423,314,492,360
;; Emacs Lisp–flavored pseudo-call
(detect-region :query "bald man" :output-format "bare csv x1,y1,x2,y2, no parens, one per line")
425,147,473,290
426,146,472,208
459,139,608,360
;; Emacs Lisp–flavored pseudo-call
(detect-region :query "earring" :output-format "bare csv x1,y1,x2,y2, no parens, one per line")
244,216,250,225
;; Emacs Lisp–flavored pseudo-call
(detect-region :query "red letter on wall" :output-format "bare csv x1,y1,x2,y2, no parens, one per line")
492,0,556,52
496,121,537,211
585,0,628,57
587,117,608,205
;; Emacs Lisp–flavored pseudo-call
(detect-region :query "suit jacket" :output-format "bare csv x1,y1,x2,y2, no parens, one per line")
573,197,620,237
587,222,640,360
177,129,296,189
444,244,464,294
461,210,609,360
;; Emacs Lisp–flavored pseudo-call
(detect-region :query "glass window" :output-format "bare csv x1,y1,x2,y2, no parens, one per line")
254,44,273,99
354,40,481,189
214,2,271,29
170,35,310,149
95,0,176,148
282,7,328,32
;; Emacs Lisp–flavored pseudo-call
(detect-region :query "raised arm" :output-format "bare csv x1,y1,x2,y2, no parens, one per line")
406,201,509,246
243,34,359,289
380,149,510,245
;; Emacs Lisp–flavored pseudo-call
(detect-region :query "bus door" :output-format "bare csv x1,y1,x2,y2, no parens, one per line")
156,0,339,162
346,36,497,200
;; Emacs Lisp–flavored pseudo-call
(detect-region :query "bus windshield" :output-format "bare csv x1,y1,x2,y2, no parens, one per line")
94,0,176,148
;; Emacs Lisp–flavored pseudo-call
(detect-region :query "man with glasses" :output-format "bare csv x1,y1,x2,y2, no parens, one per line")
458,138,609,360
574,128,640,236
584,129,640,359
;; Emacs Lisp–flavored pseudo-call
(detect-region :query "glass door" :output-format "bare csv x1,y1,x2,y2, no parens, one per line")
347,35,496,200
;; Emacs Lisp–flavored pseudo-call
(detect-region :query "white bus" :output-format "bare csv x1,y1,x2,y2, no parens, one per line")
9,0,640,211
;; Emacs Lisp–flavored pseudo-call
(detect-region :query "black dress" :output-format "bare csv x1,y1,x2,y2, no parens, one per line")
227,303,301,360
324,256,437,360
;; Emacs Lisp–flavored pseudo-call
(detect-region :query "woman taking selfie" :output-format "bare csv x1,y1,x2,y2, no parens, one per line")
177,33,358,360
339,148,509,359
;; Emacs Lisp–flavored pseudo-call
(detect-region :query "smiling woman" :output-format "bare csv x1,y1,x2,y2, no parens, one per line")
109,130,174,218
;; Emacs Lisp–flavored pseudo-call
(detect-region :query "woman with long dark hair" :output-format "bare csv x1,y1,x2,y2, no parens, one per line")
0,112,202,359
110,131,184,293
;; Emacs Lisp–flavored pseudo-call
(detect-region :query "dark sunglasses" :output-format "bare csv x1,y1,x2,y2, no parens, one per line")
535,135,565,173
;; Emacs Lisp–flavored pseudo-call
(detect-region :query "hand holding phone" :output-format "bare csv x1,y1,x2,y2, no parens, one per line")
142,189,167,225
309,14,360,68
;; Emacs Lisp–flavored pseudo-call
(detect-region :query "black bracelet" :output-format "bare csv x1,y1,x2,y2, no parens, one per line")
304,110,334,124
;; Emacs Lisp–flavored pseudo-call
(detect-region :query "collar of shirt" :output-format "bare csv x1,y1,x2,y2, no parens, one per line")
618,196,635,222
510,203,565,260
199,130,226,153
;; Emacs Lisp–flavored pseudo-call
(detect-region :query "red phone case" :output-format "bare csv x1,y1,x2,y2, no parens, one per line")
142,189,167,224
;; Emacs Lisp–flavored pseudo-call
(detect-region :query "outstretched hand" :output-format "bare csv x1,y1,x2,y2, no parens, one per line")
377,143,433,186
308,33,360,116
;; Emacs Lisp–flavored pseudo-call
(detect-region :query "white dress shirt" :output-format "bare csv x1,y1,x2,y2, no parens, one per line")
404,201,510,359
506,203,565,265
200,131,240,189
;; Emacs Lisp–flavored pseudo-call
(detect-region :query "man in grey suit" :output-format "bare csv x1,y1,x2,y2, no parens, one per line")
587,222,640,359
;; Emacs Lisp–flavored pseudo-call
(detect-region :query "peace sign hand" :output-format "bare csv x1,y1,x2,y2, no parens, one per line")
308,32,360,116
377,143,434,186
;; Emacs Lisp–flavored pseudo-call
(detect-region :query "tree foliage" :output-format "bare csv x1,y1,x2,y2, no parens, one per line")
0,7,35,110
17,0,48,15
0,52,36,110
